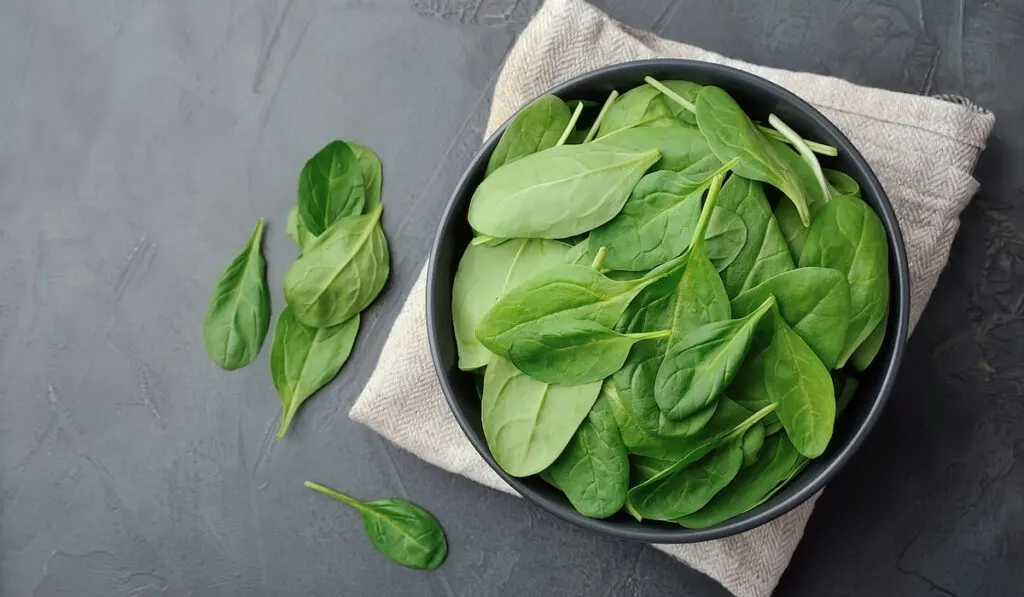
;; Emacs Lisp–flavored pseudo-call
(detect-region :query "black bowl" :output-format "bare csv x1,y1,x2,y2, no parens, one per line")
426,59,910,543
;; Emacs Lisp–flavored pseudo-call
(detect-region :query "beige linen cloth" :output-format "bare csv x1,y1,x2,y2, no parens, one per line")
351,0,995,595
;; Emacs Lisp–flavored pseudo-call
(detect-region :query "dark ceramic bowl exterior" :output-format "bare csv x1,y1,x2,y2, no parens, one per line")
426,60,910,543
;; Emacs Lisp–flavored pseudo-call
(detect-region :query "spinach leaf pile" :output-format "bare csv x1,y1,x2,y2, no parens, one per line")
453,80,890,526
203,140,390,437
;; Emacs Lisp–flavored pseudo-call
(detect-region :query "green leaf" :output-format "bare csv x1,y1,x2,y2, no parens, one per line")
286,205,316,251
283,203,390,328
596,81,701,137
297,140,366,236
587,170,703,272
508,318,669,385
741,421,765,468
487,95,573,176
597,125,721,175
271,307,359,438
305,481,447,569
202,219,271,370
695,86,825,226
474,263,657,360
799,195,889,367
481,356,602,477
543,392,629,519
677,433,803,529
655,296,775,420
704,205,747,271
452,239,570,370
348,141,383,210
715,176,795,297
823,168,861,198
850,304,888,372
468,143,660,239
763,310,835,458
629,454,675,486
730,267,852,369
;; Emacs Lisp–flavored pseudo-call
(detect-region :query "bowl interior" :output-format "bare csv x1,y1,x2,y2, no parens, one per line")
427,60,910,543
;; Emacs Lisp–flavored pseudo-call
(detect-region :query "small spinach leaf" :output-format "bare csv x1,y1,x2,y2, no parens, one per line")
851,305,888,372
487,95,572,176
298,140,366,236
741,421,766,468
283,203,390,328
481,356,601,477
655,296,776,420
543,392,629,519
824,168,861,198
468,143,660,239
704,205,747,271
305,481,447,569
202,219,271,370
286,205,316,251
348,141,384,210
799,195,889,366
271,307,359,437
597,125,721,175
715,176,794,296
596,81,699,137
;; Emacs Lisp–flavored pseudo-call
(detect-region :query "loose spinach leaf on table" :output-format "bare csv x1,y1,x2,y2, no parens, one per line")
714,176,795,297
474,263,658,359
481,356,602,477
468,143,660,239
452,239,570,370
486,95,572,176
730,267,852,368
271,307,360,437
542,390,629,519
283,203,390,328
286,205,316,251
508,318,669,385
763,310,835,458
799,194,889,366
298,140,366,236
678,433,803,529
202,218,271,370
655,296,775,421
305,481,447,569
348,141,384,210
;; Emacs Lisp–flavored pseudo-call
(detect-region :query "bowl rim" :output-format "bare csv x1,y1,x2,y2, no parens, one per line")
426,58,911,543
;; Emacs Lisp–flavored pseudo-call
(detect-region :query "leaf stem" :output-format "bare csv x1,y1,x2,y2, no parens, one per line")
305,481,366,512
768,114,831,203
724,403,778,443
583,90,619,143
632,329,673,341
644,76,696,112
556,101,585,146
761,127,838,156
690,173,726,251
590,246,608,271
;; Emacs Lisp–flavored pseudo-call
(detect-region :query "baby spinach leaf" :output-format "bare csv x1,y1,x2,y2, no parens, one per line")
305,481,447,569
286,205,316,251
597,125,721,175
587,170,703,271
677,433,803,529
563,237,592,265
298,140,366,236
283,203,390,328
487,95,572,176
509,318,669,385
835,374,860,416
452,239,570,370
824,168,861,198
850,305,888,372
655,296,775,420
714,176,795,297
468,143,660,239
271,307,359,437
741,421,766,468
481,356,602,477
695,86,824,226
799,195,890,366
543,393,629,519
629,454,675,486
624,403,775,521
763,310,835,458
704,205,747,271
730,267,852,368
202,218,271,370
475,263,657,359
348,141,383,210
596,81,700,137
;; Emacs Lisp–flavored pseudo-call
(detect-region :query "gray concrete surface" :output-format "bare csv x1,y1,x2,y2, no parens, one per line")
1,1,1021,595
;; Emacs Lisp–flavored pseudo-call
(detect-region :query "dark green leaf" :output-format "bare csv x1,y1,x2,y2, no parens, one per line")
850,306,887,371
741,421,765,468
596,81,700,137
298,140,366,236
349,141,383,210
305,481,447,569
704,205,747,271
271,307,359,437
283,203,390,328
481,356,601,477
823,168,860,198
487,95,572,176
597,125,721,175
202,219,271,370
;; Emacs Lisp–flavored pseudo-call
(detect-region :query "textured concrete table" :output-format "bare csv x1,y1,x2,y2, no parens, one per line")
1,1,1021,595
